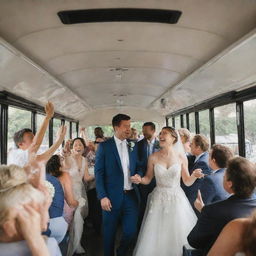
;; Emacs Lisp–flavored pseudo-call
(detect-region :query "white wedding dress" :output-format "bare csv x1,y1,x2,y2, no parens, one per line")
66,157,88,256
133,163,197,256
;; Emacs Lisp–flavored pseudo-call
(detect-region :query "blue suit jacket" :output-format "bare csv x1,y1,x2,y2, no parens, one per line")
200,168,229,205
182,152,211,205
95,137,142,209
137,138,160,175
188,194,256,255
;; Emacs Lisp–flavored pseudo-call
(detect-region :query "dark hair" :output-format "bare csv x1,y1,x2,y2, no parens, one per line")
193,134,209,152
143,122,155,131
243,210,256,256
13,128,33,148
226,157,256,198
94,127,104,138
46,155,62,177
112,114,131,127
70,137,87,150
211,144,234,168
162,126,178,144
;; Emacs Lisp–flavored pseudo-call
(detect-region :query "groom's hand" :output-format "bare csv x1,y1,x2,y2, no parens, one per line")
130,174,142,184
101,197,112,211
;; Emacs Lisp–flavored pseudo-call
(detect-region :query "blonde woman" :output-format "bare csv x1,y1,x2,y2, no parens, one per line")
0,165,61,256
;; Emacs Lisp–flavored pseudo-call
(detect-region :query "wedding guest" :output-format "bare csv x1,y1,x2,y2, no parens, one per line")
137,122,160,228
207,210,256,256
182,134,211,207
84,141,102,234
45,158,69,243
130,128,139,141
46,155,78,224
194,144,233,213
0,164,61,256
62,137,93,255
187,157,256,256
178,128,192,154
94,127,105,143
8,102,54,167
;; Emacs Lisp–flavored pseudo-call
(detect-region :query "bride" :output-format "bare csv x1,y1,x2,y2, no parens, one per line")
131,126,204,256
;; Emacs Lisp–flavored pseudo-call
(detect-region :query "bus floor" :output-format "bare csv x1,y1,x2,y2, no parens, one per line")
61,219,134,256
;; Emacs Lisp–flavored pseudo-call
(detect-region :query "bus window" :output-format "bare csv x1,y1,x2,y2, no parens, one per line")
244,99,256,161
175,116,181,129
215,104,238,154
53,118,61,142
65,122,71,140
72,122,78,139
199,110,210,143
189,113,196,134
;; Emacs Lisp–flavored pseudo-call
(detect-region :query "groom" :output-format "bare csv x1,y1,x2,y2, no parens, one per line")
95,114,141,256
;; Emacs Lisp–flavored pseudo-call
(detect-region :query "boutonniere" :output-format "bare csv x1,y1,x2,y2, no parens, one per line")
127,141,136,152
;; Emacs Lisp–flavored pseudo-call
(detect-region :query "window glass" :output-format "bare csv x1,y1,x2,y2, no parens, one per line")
53,119,61,143
199,110,211,142
175,116,181,129
8,107,31,152
72,123,78,139
65,122,71,140
215,104,238,155
189,113,196,134
244,99,256,161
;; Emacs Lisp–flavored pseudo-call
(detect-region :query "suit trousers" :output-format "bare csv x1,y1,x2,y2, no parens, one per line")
102,190,139,256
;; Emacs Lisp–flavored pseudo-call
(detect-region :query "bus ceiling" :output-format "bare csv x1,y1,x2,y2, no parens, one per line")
0,1,256,126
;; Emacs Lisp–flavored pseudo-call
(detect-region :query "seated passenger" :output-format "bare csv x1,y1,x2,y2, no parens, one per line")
0,164,61,256
207,210,256,256
8,102,66,169
182,134,211,207
46,155,79,226
187,157,256,256
194,144,233,213
8,102,54,167
46,172,68,243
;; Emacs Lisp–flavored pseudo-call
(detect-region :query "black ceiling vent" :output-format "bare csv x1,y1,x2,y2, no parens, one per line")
58,8,182,25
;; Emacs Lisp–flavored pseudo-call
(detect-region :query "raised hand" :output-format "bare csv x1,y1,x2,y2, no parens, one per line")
194,189,205,212
44,101,54,119
64,139,72,153
101,197,112,211
130,174,142,184
80,127,86,132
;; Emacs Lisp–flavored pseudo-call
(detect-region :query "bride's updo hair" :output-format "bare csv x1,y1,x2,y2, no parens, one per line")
162,127,178,144
0,165,45,234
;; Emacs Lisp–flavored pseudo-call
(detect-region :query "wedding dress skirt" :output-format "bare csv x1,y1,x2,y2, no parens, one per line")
133,163,197,256
66,157,88,256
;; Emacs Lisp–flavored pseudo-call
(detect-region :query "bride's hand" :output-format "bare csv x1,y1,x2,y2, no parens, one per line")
130,174,142,184
192,168,204,179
